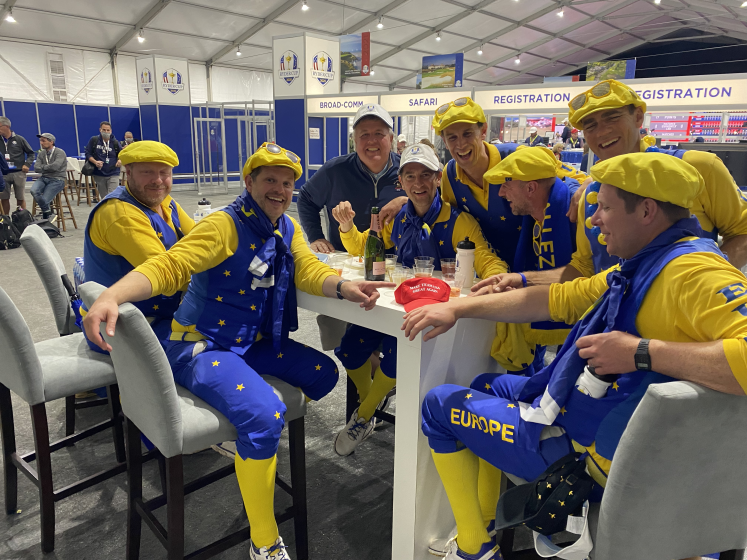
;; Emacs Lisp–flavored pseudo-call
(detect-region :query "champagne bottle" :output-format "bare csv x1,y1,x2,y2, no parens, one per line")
364,207,386,281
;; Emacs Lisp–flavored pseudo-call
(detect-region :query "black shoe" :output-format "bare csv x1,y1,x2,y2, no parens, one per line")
42,211,51,220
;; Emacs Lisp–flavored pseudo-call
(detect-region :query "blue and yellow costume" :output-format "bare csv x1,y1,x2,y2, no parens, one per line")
421,153,747,557
82,141,194,351
133,144,339,553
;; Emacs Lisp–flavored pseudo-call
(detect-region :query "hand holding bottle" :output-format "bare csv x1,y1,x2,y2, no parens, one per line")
332,201,356,233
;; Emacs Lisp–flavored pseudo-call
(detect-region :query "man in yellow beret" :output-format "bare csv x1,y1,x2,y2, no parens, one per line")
403,152,747,560
82,140,195,352
83,142,393,560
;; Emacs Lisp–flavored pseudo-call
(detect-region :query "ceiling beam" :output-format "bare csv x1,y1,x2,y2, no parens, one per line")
110,0,172,55
340,0,407,35
207,0,299,66
0,0,17,29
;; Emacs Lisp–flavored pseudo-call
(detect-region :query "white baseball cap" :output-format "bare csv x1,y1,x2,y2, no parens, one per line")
353,103,393,129
398,134,406,142
529,127,538,133
399,143,441,172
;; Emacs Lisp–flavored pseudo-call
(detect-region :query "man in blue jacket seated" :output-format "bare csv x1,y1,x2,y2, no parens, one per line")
401,153,747,560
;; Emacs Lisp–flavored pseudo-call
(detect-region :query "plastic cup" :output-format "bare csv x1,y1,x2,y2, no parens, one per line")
447,276,464,298
414,264,435,278
329,254,346,276
440,258,456,276
415,256,435,268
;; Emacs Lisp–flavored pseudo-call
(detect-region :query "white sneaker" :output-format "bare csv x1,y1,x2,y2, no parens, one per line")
211,441,236,459
334,407,375,456
429,521,497,557
443,536,501,560
249,536,292,559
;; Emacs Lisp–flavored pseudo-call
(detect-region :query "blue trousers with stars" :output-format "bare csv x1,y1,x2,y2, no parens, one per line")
334,324,398,378
422,372,573,482
166,337,338,461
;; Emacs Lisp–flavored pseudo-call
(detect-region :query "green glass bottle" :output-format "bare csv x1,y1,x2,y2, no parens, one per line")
364,207,386,281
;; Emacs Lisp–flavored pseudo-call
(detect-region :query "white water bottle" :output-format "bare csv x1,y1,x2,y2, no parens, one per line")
575,366,612,399
194,198,211,222
455,237,476,289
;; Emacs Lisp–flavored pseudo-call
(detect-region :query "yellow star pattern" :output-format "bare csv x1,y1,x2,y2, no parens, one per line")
250,244,257,250
485,383,491,390
439,240,444,246
507,403,516,409
517,226,522,231
500,216,506,221
157,231,163,238
275,411,281,420
398,234,401,239
559,501,565,507
538,494,542,500
550,513,556,519
568,491,573,496
401,218,406,223
218,319,226,326
212,360,220,367
239,289,246,295
236,337,242,343
251,305,257,311
462,197,467,202
224,270,231,277
465,393,473,399
315,364,322,370
277,353,284,358
444,223,448,228
153,304,159,310
216,296,223,302
343,353,348,357
612,381,620,391
359,338,364,343
560,407,567,415
236,384,244,391
546,482,552,488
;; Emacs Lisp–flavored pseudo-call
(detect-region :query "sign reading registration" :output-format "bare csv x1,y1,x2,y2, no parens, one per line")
307,95,379,115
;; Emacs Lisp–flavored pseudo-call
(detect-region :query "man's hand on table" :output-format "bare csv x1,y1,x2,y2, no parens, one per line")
82,294,121,353
471,273,523,296
576,330,639,376
340,280,396,311
380,196,408,225
331,201,356,233
310,238,335,253
402,301,459,341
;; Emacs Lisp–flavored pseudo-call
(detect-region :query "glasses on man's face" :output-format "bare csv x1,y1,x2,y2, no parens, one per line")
569,81,613,112
263,142,300,164
533,222,543,257
436,97,471,116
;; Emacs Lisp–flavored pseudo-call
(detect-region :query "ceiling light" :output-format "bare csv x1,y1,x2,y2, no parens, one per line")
377,17,384,29
137,30,145,43
4,9,15,23
436,32,441,41
477,44,483,55
557,7,564,16
515,56,521,64
236,46,242,56
302,0,309,10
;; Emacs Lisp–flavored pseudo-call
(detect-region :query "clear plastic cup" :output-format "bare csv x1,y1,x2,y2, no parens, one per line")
385,254,398,280
446,276,464,297
440,258,456,276
329,254,346,276
392,269,406,286
414,264,435,278
415,256,435,268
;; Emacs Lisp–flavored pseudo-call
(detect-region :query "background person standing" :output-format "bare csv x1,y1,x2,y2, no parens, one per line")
0,116,35,214
30,133,67,219
85,121,121,197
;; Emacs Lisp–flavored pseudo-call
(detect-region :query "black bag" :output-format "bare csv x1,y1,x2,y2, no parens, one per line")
11,207,34,234
81,160,95,176
0,215,21,249
37,219,63,239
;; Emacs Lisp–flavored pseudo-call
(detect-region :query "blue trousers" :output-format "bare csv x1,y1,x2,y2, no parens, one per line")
166,337,338,460
30,177,65,213
334,324,397,378
422,372,573,482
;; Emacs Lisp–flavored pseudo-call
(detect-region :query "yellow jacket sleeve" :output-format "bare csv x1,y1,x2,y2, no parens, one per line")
453,212,508,278
548,266,612,324
289,216,338,296
568,186,597,279
136,212,239,297
684,151,747,240
176,203,195,235
338,220,395,255
440,169,457,206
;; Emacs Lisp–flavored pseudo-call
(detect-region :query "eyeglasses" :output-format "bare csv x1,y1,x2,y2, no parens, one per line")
533,222,543,257
262,142,300,164
569,81,613,112
436,97,471,116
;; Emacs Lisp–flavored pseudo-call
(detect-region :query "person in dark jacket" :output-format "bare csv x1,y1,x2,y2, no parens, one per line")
0,116,35,214
561,117,571,143
85,121,122,198
297,103,402,253
30,133,68,219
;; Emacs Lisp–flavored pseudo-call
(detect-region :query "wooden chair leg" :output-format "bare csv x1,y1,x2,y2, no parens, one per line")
157,452,168,495
125,418,143,560
76,174,83,206
0,383,18,515
288,417,309,560
30,403,55,553
31,199,37,217
65,395,76,437
165,455,185,560
62,187,77,229
54,193,65,232
107,385,126,464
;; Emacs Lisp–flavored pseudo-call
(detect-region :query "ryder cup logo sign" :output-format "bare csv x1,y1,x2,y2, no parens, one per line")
279,50,300,86
312,51,335,86
162,68,185,95
140,68,154,94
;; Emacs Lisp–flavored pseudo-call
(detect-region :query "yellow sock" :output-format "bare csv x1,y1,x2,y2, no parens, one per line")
431,449,489,555
235,454,278,549
358,367,396,422
346,361,373,403
478,458,502,527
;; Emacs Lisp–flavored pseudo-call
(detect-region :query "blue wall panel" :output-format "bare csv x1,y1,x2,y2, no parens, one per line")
275,98,305,187
75,104,109,153
140,105,159,142
308,116,324,170
223,114,240,173
341,117,349,155
326,118,340,161
110,107,141,142
37,103,77,158
158,105,194,174
3,101,39,152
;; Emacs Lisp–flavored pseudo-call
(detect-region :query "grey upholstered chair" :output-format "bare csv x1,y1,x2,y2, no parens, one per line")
80,282,310,560
500,381,747,560
20,224,110,436
0,285,125,553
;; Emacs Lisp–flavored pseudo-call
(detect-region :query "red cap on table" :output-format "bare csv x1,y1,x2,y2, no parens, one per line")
395,278,450,312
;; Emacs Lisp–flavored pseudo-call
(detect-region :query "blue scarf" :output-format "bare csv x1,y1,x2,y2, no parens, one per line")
397,195,443,269
516,217,709,429
229,190,298,350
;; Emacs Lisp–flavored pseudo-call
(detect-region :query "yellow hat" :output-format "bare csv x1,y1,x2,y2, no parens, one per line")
568,79,647,130
242,142,303,181
590,152,703,209
432,97,486,135
119,140,178,167
484,146,560,184
641,135,657,149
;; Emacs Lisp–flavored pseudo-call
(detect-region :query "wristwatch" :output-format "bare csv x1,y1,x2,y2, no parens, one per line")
635,338,652,371
336,279,349,300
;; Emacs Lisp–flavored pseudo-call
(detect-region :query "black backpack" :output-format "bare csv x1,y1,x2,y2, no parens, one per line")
11,207,34,234
0,215,21,249
37,219,63,239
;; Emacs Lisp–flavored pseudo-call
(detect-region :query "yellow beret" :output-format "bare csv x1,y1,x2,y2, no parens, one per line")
484,146,560,184
119,140,178,167
432,97,486,135
242,142,303,181
568,79,646,130
590,152,704,209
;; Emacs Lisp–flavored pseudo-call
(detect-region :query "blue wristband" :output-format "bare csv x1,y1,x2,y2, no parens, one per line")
519,273,527,288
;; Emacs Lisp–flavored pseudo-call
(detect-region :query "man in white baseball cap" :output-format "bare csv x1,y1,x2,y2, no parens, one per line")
525,126,543,147
397,133,407,154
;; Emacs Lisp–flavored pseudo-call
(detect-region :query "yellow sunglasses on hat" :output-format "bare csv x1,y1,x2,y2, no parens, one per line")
569,81,615,112
436,96,471,116
261,142,300,164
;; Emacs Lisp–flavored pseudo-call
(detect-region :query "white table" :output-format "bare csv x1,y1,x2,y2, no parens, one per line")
296,268,502,560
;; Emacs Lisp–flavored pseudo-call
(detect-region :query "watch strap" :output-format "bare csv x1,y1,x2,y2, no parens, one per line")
336,279,349,300
635,338,652,371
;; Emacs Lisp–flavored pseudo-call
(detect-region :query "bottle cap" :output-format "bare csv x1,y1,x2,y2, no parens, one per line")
371,206,380,214
457,237,475,250
198,198,211,206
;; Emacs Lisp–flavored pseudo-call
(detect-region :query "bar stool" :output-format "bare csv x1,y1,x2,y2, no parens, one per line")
77,173,100,206
80,282,311,560
30,190,77,231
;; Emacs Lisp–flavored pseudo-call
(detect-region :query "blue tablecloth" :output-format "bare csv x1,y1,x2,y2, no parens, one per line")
560,151,583,164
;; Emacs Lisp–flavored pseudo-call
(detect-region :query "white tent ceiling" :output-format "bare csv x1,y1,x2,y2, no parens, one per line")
1,0,746,90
